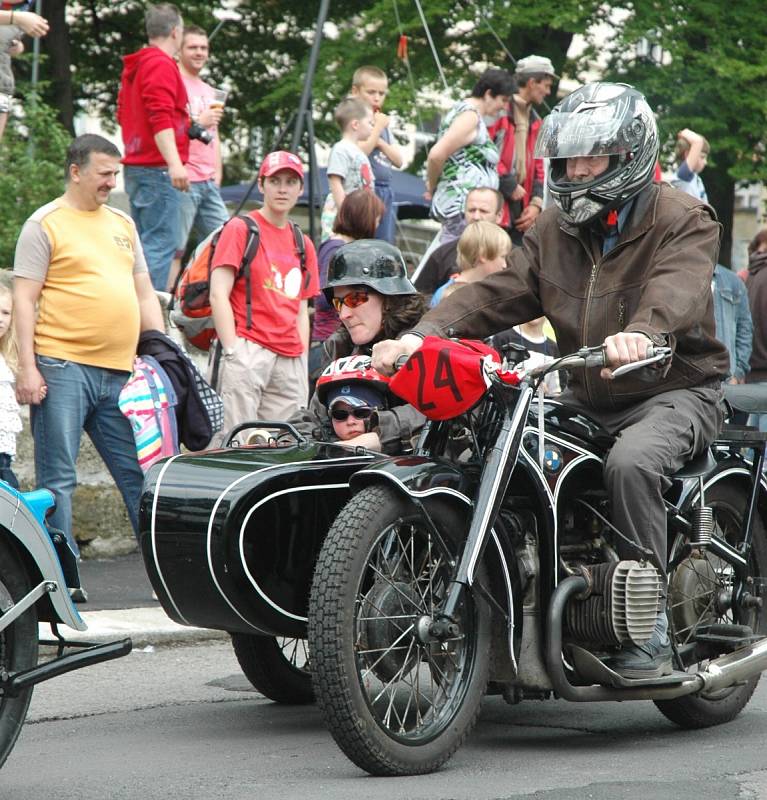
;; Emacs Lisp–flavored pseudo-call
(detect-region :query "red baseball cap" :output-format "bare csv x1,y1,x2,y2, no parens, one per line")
258,150,304,181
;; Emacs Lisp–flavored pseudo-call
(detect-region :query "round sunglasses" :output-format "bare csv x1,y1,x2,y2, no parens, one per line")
330,406,375,421
331,290,369,312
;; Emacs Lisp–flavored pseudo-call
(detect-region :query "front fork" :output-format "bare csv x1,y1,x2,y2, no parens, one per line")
426,387,533,640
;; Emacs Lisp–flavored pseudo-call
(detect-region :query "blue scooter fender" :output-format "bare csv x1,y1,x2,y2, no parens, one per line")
0,486,84,632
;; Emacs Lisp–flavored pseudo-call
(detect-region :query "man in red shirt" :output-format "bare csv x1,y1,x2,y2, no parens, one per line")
489,55,556,244
117,3,189,291
209,151,319,431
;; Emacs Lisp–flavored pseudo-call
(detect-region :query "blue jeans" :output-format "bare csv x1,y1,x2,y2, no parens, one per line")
124,165,185,291
177,179,229,250
30,356,144,557
374,183,396,244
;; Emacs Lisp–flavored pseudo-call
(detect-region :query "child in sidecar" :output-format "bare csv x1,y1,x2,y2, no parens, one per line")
315,355,390,450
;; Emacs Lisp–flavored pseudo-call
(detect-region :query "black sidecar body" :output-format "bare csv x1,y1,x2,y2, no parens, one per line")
139,441,386,638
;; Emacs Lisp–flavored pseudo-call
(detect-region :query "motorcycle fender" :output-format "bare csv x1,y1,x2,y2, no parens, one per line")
350,455,471,505
0,489,84,632
351,458,518,670
677,457,767,524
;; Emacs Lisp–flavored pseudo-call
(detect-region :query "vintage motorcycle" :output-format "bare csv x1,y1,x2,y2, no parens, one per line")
306,337,767,776
0,484,132,767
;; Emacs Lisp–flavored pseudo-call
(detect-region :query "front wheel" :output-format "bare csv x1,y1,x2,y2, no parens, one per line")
309,485,490,776
230,634,314,705
655,481,766,728
0,537,39,768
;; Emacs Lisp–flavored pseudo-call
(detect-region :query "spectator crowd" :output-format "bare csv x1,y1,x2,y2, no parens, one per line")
2,2,767,611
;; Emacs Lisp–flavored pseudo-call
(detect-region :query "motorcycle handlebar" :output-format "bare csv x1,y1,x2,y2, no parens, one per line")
526,344,672,378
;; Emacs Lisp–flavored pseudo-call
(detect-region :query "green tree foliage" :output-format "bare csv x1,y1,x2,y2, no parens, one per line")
0,100,70,268
58,0,591,167
582,0,767,262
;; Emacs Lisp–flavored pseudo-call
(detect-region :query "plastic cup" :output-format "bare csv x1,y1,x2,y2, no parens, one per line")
209,88,228,110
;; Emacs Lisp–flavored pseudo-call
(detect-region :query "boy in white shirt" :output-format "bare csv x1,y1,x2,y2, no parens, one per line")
321,97,375,240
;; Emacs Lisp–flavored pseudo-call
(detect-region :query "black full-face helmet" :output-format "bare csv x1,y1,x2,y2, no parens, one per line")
535,82,659,227
323,239,417,303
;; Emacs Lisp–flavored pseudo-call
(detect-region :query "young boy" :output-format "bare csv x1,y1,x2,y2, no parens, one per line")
0,0,49,143
672,127,709,202
314,355,390,450
350,65,403,244
208,150,320,436
325,381,387,444
321,97,375,241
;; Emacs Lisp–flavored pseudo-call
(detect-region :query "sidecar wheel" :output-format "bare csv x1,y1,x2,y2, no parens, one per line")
655,482,766,729
309,485,490,776
0,536,39,768
231,634,314,705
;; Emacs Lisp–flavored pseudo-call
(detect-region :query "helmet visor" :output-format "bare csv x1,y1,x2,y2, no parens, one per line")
535,109,627,159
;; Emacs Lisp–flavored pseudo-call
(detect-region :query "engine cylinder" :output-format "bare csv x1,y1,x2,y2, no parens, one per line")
565,560,663,647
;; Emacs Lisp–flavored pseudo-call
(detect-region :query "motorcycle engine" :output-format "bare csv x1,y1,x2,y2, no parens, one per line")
565,560,663,647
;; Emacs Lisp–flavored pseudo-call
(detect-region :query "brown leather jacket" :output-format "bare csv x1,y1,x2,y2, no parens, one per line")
412,183,729,411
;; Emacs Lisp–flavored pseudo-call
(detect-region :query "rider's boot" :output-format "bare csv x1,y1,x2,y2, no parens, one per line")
604,611,672,679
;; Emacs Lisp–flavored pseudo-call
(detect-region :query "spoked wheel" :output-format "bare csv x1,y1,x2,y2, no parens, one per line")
309,485,490,776
655,482,767,728
0,537,39,768
230,634,314,704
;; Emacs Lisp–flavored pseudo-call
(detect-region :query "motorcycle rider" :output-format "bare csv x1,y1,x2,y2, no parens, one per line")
372,82,729,679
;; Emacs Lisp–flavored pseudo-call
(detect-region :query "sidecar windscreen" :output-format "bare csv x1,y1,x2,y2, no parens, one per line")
390,337,500,420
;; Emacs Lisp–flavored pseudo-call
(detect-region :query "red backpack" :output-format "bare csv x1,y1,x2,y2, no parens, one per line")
170,214,307,351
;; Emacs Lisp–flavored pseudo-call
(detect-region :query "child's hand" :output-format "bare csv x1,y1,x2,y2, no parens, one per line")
678,128,703,143
8,39,24,57
373,111,390,131
14,11,49,38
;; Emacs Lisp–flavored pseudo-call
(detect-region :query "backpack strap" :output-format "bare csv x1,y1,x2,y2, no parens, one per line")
289,222,310,292
234,214,261,330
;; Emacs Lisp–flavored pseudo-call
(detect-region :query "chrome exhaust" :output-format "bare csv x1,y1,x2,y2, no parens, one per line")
694,636,767,694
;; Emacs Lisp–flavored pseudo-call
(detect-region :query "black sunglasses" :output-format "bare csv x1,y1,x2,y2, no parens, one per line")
330,406,374,421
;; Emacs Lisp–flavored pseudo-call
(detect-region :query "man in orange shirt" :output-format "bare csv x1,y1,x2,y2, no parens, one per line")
13,134,163,588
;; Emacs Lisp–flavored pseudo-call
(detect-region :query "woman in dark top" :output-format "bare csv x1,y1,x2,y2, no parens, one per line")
295,239,427,453
309,189,385,382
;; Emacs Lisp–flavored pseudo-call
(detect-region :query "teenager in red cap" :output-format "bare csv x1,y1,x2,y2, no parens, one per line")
208,150,319,435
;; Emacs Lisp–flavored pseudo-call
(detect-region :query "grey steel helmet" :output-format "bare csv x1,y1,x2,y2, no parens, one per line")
323,239,417,303
535,82,659,227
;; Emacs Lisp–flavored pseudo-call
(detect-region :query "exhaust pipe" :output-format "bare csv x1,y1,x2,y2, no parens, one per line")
694,637,767,694
547,576,767,702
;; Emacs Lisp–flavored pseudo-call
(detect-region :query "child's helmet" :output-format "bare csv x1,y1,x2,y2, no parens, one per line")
316,355,391,409
323,240,417,302
535,82,659,227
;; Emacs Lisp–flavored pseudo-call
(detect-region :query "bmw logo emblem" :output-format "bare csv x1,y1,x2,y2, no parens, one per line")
543,446,562,473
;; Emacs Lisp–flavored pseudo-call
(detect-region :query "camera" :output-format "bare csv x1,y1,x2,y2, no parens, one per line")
188,121,213,145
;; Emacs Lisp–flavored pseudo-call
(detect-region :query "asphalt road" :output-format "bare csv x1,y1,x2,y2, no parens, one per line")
3,641,767,800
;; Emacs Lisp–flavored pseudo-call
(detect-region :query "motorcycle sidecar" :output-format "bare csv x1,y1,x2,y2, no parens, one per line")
139,439,385,640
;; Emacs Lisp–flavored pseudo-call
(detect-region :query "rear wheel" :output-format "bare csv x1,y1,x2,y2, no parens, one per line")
0,537,38,768
655,482,766,728
230,634,314,705
309,485,490,776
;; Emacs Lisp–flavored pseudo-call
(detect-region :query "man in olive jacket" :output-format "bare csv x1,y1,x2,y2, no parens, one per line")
373,83,728,680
